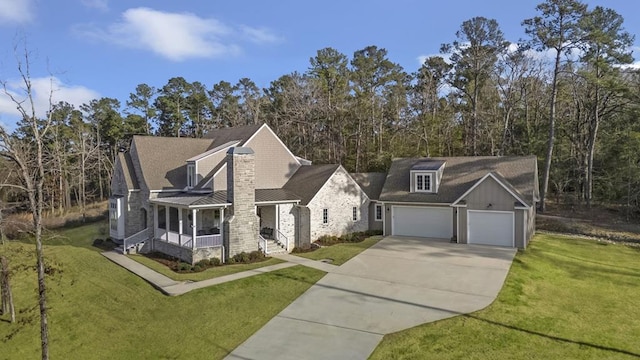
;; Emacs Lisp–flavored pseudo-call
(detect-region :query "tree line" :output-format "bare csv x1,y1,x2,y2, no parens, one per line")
3,0,640,221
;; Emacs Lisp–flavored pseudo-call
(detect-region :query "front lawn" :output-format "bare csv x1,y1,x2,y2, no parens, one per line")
371,233,640,359
294,235,382,265
0,222,324,359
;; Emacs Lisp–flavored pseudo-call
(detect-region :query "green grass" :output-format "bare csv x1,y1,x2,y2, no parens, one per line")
371,234,640,360
294,235,382,265
128,254,285,281
0,222,324,360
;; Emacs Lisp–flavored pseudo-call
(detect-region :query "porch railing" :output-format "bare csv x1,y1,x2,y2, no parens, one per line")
258,235,268,254
123,228,150,250
274,228,289,252
155,229,222,249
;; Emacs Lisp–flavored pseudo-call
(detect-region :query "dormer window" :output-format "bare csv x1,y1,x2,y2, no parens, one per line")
414,172,433,192
411,159,445,193
187,163,195,189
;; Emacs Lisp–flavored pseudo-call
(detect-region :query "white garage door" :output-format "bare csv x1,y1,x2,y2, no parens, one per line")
392,206,453,239
468,210,514,247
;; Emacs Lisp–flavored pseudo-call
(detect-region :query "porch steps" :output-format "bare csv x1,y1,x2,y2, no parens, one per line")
265,239,288,255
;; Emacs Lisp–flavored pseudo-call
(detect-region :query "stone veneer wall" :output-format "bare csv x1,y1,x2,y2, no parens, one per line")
153,240,222,265
223,147,260,258
308,166,369,241
278,203,296,251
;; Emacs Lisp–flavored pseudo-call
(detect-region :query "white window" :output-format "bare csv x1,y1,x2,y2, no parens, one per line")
322,209,328,224
375,204,383,221
414,173,432,192
187,163,195,189
352,207,358,221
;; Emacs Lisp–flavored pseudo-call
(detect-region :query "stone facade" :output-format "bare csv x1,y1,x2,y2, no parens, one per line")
153,240,222,265
307,166,369,241
278,203,296,250
223,147,260,258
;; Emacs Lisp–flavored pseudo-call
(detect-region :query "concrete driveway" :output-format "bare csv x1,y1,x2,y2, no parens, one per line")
226,236,516,360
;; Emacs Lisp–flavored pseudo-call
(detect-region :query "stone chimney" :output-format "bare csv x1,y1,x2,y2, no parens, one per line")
223,147,259,258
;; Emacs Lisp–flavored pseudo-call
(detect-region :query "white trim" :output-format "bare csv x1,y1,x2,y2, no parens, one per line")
456,207,460,243
522,209,527,248
186,163,196,189
374,203,383,222
514,206,529,210
187,141,240,161
467,209,515,247
450,203,467,208
411,171,434,193
245,123,301,166
451,172,529,207
127,189,141,193
380,201,449,206
255,200,300,205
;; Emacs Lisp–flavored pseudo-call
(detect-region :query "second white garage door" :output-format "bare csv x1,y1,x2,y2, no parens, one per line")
392,206,453,239
467,210,514,247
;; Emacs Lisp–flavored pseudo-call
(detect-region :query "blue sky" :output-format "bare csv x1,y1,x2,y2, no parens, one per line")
0,0,638,128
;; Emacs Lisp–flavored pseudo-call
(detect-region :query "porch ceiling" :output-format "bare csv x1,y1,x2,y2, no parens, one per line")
150,188,300,208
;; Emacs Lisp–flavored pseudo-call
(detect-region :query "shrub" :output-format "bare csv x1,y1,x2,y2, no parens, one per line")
209,257,221,266
248,250,265,262
196,259,210,268
177,262,192,272
232,252,251,264
192,264,203,272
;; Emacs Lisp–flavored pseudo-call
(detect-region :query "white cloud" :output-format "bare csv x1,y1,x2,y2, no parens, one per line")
0,76,99,124
75,7,281,61
0,0,34,24
81,0,108,12
240,26,282,44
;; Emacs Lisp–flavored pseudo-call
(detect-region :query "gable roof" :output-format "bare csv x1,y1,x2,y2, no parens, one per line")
132,136,214,190
131,125,265,191
451,172,529,207
204,123,263,147
379,156,538,205
283,164,340,205
118,152,139,189
351,173,387,201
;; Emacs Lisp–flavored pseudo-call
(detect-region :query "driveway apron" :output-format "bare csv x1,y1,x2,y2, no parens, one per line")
226,236,516,360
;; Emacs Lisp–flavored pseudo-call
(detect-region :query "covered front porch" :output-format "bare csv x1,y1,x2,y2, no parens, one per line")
154,206,224,249
150,192,231,264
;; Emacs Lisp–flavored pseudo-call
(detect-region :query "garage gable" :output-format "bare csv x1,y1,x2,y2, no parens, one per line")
452,172,528,211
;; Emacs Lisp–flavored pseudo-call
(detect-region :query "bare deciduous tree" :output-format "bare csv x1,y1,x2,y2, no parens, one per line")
0,47,52,360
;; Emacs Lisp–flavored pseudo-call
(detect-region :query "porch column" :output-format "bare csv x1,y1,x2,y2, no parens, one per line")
178,208,183,246
165,206,170,242
192,209,197,250
220,207,225,244
153,204,158,239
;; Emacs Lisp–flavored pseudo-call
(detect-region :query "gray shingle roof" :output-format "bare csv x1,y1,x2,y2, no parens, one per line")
204,124,263,147
132,136,214,190
351,173,387,201
283,164,340,205
132,125,264,191
379,156,538,206
118,152,139,189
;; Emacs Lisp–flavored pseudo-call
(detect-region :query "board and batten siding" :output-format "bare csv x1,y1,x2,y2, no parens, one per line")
211,125,301,191
458,175,529,248
308,167,369,241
